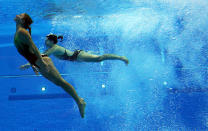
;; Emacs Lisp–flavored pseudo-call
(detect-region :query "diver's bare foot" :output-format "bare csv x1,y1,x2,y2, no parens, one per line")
121,56,129,65
78,98,86,118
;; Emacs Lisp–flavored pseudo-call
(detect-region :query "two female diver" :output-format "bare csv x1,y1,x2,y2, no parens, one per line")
20,34,129,69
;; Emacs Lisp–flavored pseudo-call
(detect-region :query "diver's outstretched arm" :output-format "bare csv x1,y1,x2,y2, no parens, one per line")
20,46,57,70
43,46,57,56
19,63,30,70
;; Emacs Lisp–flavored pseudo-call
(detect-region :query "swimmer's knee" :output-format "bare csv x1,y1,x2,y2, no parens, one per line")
81,55,103,62
54,81,63,87
52,78,65,87
97,56,103,62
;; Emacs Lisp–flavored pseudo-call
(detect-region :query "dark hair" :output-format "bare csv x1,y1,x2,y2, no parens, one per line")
46,34,63,44
22,13,33,35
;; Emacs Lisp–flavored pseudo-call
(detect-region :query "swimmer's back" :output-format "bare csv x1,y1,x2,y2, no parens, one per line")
14,28,31,50
14,28,38,66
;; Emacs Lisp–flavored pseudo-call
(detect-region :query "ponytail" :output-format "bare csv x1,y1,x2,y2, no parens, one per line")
58,35,63,42
46,34,63,44
28,26,31,36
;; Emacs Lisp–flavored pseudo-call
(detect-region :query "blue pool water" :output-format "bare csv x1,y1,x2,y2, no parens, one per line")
1,0,208,130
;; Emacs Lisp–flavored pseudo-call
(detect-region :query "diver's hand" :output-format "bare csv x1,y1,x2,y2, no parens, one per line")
32,65,39,75
19,64,30,70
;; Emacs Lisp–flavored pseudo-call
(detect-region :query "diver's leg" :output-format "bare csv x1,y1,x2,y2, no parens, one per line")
37,57,86,118
77,51,129,64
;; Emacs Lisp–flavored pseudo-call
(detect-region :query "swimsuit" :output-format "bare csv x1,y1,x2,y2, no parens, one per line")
17,44,48,68
60,49,82,61
17,44,39,68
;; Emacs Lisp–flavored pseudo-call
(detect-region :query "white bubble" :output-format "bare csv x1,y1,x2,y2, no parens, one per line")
74,15,82,18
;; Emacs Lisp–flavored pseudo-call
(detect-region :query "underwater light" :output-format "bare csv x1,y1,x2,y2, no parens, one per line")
102,84,105,88
41,87,46,91
163,81,168,86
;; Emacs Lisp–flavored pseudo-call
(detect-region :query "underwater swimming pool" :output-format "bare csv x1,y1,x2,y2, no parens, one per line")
1,0,208,130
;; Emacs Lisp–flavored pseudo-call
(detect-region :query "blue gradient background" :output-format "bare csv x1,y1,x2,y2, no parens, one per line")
0,0,208,130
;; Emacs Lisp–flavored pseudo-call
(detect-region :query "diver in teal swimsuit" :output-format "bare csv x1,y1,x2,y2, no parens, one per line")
20,34,129,69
